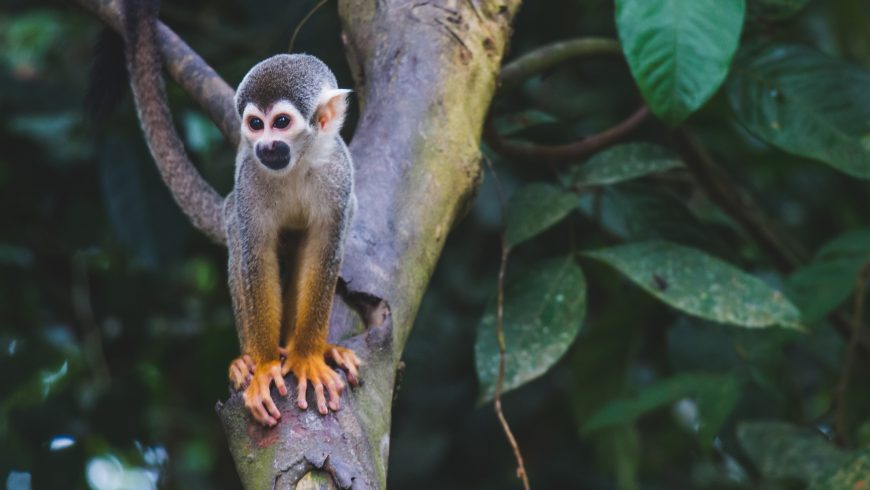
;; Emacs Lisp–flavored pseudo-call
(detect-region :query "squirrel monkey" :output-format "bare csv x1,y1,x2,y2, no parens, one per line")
120,0,361,427
225,55,361,425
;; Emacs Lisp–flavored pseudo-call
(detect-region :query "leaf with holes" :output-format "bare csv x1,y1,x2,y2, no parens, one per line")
728,44,870,178
563,143,683,187
585,240,801,329
616,0,746,125
475,256,586,402
505,183,577,247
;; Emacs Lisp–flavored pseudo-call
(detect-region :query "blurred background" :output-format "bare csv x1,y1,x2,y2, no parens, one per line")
2,0,870,489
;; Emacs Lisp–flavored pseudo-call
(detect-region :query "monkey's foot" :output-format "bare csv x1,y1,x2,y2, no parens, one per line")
243,360,288,427
228,354,254,390
279,345,360,415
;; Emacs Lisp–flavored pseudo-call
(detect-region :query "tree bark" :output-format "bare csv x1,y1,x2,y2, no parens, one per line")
76,0,521,487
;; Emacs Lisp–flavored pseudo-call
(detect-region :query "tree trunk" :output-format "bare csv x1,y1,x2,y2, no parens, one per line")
76,0,522,487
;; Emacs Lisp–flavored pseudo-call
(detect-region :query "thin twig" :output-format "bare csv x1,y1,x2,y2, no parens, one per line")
484,37,644,164
483,156,530,490
834,261,870,446
484,106,649,163
289,0,330,53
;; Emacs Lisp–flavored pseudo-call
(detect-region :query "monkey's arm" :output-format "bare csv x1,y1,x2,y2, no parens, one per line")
226,203,287,426
282,207,360,414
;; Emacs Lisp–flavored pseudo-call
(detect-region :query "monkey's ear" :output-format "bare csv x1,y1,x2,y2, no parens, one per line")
313,88,351,134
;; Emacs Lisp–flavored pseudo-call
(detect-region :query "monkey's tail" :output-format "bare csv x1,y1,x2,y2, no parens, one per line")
122,0,226,244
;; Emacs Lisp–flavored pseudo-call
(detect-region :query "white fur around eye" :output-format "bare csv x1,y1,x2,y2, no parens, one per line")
241,104,267,137
267,101,307,135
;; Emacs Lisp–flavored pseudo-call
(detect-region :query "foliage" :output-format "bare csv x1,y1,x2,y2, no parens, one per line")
2,0,870,489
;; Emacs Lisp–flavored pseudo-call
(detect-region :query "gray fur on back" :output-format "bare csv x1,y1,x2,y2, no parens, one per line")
235,54,337,122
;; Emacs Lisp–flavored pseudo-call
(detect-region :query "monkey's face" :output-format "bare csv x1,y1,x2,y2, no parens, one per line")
240,101,311,172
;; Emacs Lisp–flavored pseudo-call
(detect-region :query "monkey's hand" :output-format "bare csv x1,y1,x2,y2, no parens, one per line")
279,345,361,414
228,354,254,390
242,360,288,427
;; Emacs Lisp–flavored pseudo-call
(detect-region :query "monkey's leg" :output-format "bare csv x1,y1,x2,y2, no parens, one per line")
281,222,361,414
227,215,287,426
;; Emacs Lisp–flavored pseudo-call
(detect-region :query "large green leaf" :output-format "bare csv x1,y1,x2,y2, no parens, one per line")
786,228,870,323
505,183,577,247
615,0,746,125
563,143,683,187
585,240,802,329
810,452,870,490
728,44,870,178
738,421,849,481
583,373,741,447
475,256,586,402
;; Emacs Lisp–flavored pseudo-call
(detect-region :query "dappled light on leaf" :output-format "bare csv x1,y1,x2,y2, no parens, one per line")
475,256,586,402
586,240,802,329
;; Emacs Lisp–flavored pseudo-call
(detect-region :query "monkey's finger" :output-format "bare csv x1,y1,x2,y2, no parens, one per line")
271,368,288,397
331,348,346,366
245,390,274,426
242,355,255,372
346,350,362,368
313,381,327,414
344,361,360,386
277,346,289,358
326,368,345,393
296,377,309,410
229,364,244,388
259,379,281,421
325,376,341,412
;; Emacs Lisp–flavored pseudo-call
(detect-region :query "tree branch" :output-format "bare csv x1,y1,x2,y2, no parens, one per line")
76,0,239,146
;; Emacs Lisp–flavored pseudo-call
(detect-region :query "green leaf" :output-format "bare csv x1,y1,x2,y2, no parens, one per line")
475,256,586,402
817,229,870,260
505,183,577,247
810,452,870,490
615,0,746,124
583,373,741,447
585,240,802,329
579,184,730,257
737,421,849,481
786,229,870,323
563,143,683,187
728,44,870,178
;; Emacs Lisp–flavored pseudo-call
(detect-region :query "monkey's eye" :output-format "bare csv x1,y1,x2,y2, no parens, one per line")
248,117,264,131
272,115,291,129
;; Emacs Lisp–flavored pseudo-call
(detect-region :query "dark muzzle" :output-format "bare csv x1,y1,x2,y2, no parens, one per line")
256,141,291,170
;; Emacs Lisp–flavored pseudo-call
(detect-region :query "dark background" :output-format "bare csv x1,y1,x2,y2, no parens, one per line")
2,0,869,489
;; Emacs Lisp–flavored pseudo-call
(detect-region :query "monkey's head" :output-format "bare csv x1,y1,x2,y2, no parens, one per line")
234,54,350,172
